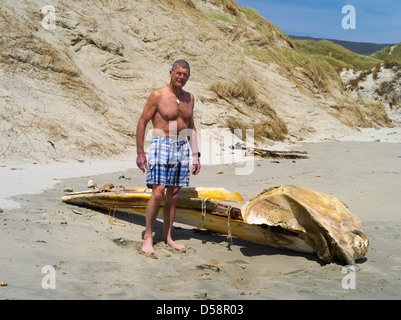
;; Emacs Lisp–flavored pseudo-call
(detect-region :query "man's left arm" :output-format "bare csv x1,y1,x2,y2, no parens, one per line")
188,94,201,175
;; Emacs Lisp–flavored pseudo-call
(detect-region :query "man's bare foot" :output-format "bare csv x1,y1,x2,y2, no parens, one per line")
141,237,154,255
165,238,185,251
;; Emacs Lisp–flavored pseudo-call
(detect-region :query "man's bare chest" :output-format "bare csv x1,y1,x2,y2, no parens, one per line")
157,97,192,122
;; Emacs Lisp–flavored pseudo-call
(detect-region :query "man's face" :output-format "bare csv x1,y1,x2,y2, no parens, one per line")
170,65,190,88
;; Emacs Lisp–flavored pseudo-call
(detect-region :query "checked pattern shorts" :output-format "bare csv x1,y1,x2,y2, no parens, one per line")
146,137,190,189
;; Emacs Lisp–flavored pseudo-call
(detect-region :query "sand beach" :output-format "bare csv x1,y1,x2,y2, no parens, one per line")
1,126,401,300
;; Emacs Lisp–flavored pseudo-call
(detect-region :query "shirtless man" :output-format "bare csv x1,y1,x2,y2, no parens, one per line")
136,60,201,255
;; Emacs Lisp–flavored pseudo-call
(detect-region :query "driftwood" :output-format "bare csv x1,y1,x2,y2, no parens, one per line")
252,148,309,159
231,145,309,159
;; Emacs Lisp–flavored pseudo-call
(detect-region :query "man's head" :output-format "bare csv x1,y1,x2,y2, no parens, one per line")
170,60,190,89
171,60,190,75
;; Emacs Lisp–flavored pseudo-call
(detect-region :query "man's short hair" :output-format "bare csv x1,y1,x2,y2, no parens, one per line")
171,59,190,75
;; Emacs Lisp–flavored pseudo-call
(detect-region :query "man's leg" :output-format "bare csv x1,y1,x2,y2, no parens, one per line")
163,186,185,250
142,184,165,254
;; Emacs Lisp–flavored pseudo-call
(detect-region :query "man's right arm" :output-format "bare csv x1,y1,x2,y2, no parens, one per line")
136,91,159,172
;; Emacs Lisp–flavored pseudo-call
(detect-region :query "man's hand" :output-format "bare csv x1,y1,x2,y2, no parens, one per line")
136,153,148,173
192,157,201,175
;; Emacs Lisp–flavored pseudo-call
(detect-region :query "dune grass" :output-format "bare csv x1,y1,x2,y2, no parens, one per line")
211,77,288,141
243,44,333,92
372,44,401,65
293,39,382,70
360,100,392,127
209,0,241,16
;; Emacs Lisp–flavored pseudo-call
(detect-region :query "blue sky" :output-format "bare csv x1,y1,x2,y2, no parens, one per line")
236,0,401,44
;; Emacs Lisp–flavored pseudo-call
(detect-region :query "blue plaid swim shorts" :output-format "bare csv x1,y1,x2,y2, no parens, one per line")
146,137,190,188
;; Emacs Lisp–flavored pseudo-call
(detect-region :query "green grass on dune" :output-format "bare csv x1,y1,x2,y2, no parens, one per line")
372,44,401,64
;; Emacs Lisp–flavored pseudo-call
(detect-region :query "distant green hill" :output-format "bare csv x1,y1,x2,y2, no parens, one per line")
289,35,395,55
372,43,401,64
293,39,382,70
